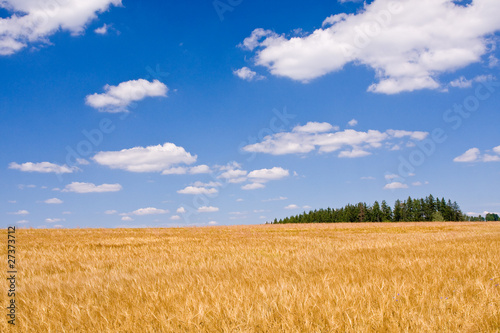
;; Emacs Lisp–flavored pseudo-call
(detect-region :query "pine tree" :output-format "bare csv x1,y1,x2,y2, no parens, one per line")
381,200,393,222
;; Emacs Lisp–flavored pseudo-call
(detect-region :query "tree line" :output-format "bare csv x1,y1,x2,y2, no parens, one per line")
268,195,485,224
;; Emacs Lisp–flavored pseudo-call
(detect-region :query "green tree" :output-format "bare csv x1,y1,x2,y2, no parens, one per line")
372,201,382,222
486,213,499,221
393,200,403,222
381,200,393,222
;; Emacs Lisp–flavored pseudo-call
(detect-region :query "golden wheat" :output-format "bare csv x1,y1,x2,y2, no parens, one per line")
1,222,499,332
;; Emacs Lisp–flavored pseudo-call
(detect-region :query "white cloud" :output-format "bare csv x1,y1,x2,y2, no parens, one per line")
384,173,400,180
384,182,408,190
62,182,122,193
208,221,218,225
85,79,168,112
241,0,500,93
361,176,375,180
189,165,211,174
161,167,188,175
177,186,218,195
284,204,299,210
177,207,186,213
293,122,335,133
236,198,244,202
170,215,181,220
10,210,29,215
0,0,121,56
192,181,221,188
121,216,133,221
347,119,358,127
453,148,481,162
239,28,279,51
94,23,109,35
233,67,264,81
412,181,424,186
197,206,219,213
44,198,63,204
454,146,500,162
45,218,65,223
104,210,117,215
130,207,169,216
76,158,90,165
483,154,500,162
241,183,266,190
338,148,371,158
93,142,197,173
53,225,64,228
219,169,248,180
16,220,29,224
449,74,496,88
247,167,289,182
262,196,287,202
243,123,428,156
9,162,78,174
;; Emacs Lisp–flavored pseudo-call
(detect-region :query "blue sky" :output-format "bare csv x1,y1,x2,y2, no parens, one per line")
1,0,499,228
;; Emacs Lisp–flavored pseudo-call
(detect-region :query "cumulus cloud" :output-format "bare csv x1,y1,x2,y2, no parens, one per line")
94,23,109,35
243,122,428,156
197,206,219,213
241,183,266,190
293,122,336,133
130,207,169,216
9,162,78,174
233,67,265,81
453,148,481,162
104,210,117,215
189,165,211,174
161,167,188,175
10,210,29,215
121,216,133,221
191,181,221,188
45,218,65,223
44,198,63,204
93,142,197,173
16,220,29,224
284,204,299,209
338,148,371,158
347,119,358,127
208,221,217,225
453,147,493,163
177,207,186,213
62,182,122,193
240,0,500,93
170,215,181,220
85,79,168,112
262,196,288,202
247,167,289,182
449,74,496,88
0,0,121,56
177,186,218,195
384,182,409,190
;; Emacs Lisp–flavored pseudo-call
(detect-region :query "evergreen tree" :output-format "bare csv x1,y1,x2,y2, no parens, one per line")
372,201,382,222
381,200,393,222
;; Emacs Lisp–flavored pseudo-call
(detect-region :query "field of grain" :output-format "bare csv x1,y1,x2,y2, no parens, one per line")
1,222,499,332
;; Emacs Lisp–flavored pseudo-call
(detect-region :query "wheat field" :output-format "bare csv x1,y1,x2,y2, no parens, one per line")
1,222,499,332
